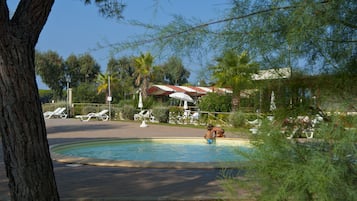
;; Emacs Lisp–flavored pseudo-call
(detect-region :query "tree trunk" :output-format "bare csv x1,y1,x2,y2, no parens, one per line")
0,39,59,201
142,78,149,99
0,1,59,200
232,90,241,111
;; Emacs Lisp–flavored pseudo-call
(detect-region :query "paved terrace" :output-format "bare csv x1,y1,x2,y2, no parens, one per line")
0,119,245,201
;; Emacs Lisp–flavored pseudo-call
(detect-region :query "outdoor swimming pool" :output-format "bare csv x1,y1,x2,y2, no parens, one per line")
51,138,252,168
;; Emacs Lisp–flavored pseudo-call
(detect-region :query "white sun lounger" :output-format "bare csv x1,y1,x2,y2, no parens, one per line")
44,107,67,119
134,110,156,122
75,109,109,122
43,107,61,117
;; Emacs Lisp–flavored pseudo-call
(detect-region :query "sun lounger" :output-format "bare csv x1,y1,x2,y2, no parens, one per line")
134,110,156,122
44,107,67,119
43,107,61,117
75,109,109,121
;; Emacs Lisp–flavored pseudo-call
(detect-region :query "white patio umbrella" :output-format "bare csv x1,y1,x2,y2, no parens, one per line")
270,91,276,111
138,91,143,110
169,92,194,103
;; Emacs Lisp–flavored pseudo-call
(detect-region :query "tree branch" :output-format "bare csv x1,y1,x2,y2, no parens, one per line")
11,0,54,45
117,1,331,48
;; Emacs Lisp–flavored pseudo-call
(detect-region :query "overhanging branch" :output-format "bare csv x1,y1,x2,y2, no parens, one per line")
116,1,331,48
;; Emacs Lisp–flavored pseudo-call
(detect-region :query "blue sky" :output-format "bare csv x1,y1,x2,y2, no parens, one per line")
10,1,229,89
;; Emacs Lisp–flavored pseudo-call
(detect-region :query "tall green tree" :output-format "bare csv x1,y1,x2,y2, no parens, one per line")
78,53,101,83
73,82,105,103
0,1,125,200
65,54,82,87
162,56,190,85
211,50,258,110
107,56,136,101
35,50,66,100
36,51,102,100
133,52,154,98
151,64,167,84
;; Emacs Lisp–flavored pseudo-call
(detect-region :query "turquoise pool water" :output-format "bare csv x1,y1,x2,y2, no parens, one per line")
51,138,251,168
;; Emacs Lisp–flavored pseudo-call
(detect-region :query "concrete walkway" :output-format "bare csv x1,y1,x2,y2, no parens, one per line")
0,119,242,201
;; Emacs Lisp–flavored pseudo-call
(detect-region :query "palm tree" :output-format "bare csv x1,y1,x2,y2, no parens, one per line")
96,72,119,103
133,52,154,98
211,50,259,110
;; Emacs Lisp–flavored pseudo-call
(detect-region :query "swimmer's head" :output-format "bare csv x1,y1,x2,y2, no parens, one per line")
207,124,214,130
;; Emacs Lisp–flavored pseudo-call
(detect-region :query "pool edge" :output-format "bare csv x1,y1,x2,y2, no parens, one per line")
50,137,251,169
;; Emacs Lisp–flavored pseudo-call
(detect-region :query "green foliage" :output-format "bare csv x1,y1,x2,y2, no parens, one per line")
35,50,66,100
198,93,232,112
229,111,246,128
161,56,190,85
83,0,126,20
117,99,134,108
132,94,156,110
121,0,356,78
211,50,259,110
106,56,136,102
212,50,259,92
80,106,98,115
169,106,182,114
133,52,154,98
224,0,356,72
73,83,105,103
77,53,101,83
36,51,102,101
120,105,136,120
65,54,81,87
38,89,54,103
238,117,357,201
152,106,169,123
109,105,121,120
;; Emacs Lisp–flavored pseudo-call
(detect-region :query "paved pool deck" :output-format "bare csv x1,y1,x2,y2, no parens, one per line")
0,119,246,201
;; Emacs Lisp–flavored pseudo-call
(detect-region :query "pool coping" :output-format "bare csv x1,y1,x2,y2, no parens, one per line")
50,137,251,169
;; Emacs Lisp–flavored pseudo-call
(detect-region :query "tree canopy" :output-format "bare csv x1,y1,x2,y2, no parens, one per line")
211,50,259,110
162,56,190,85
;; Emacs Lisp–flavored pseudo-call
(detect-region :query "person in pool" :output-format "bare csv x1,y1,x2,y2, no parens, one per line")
212,126,225,138
204,124,216,144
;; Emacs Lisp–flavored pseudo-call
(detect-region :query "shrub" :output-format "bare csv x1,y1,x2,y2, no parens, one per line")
110,106,121,120
152,107,169,123
198,93,232,112
120,105,136,120
42,102,66,113
81,106,98,114
224,117,357,201
229,111,246,128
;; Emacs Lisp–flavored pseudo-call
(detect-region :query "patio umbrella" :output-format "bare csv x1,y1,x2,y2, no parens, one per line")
138,91,143,110
169,92,194,103
270,91,276,111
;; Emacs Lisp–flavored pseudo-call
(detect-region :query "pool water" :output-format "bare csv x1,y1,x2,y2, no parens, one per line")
51,138,251,168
